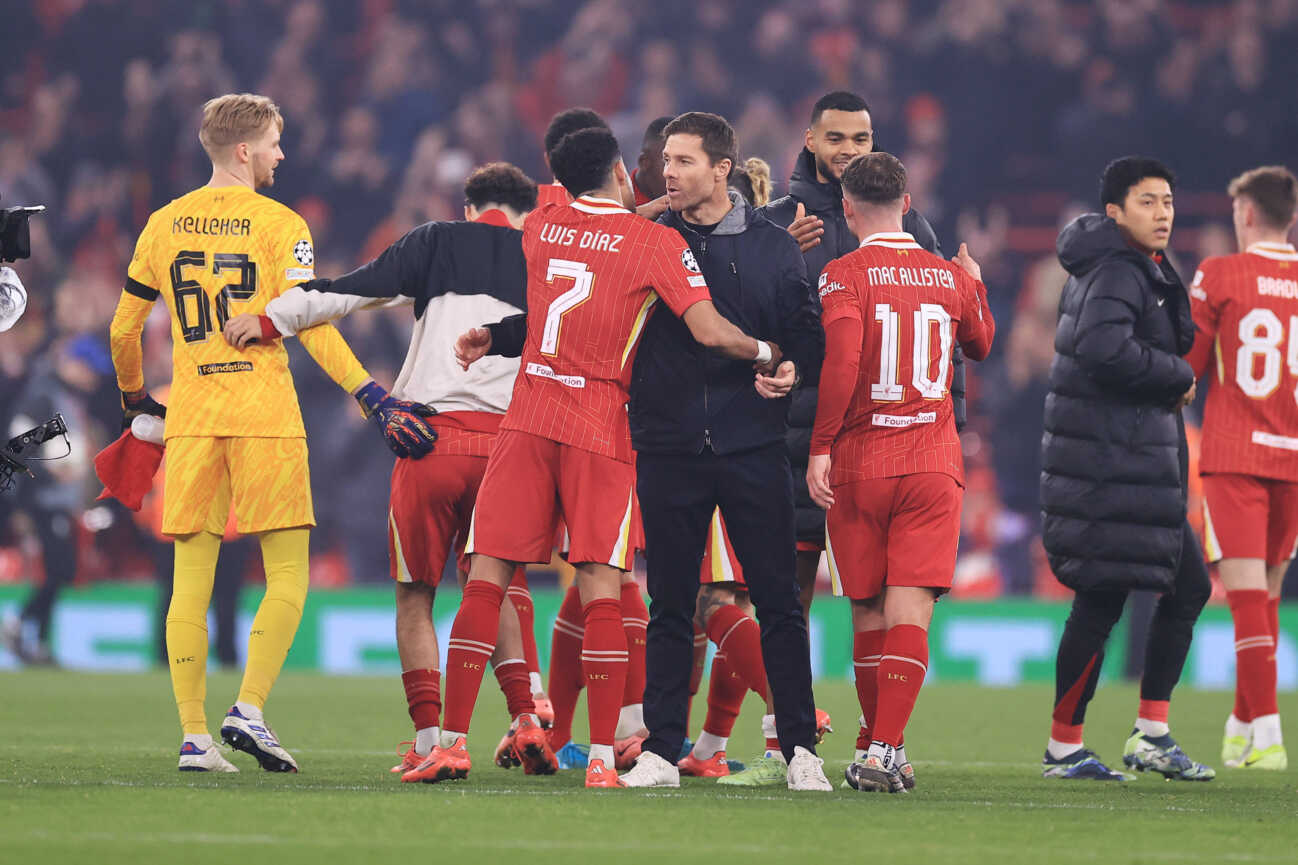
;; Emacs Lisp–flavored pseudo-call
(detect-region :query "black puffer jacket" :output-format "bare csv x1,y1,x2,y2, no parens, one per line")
1040,214,1196,593
759,147,958,544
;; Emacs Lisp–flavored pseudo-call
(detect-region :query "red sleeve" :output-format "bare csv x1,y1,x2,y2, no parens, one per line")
817,261,863,328
652,231,712,316
1185,260,1221,379
956,269,995,361
810,315,863,455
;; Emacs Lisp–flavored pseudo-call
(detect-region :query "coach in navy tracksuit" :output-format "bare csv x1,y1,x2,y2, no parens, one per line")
631,113,824,772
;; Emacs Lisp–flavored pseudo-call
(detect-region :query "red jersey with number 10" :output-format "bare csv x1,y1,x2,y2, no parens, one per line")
1187,242,1298,480
501,195,712,462
811,232,993,485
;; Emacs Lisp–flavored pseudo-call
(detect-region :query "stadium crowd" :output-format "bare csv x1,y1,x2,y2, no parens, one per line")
3,0,1298,599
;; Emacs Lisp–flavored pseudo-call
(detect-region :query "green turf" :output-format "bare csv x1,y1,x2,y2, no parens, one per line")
2,670,1297,864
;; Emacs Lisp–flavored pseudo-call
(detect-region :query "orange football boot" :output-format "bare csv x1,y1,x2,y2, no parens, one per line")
513,715,558,775
815,708,834,744
585,758,624,788
495,724,520,769
613,732,646,770
533,692,554,729
390,741,422,774
678,749,731,777
401,737,471,783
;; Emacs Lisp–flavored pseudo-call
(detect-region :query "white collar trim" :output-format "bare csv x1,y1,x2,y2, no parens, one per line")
861,231,921,250
571,195,630,215
1247,242,1298,262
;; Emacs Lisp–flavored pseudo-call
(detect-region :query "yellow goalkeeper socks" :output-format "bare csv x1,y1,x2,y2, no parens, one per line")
236,526,310,709
168,531,221,735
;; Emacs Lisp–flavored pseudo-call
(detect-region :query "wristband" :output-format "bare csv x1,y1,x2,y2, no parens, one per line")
754,340,772,365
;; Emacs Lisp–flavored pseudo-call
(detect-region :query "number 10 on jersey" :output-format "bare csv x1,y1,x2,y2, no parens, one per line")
872,302,953,401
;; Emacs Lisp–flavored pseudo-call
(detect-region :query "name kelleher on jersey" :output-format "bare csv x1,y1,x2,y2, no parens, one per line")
171,215,253,237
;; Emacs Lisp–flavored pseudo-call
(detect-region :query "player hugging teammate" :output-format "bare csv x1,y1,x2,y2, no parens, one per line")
120,90,1295,795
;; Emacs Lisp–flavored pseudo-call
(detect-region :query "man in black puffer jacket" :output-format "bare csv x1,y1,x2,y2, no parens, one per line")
1039,157,1213,782
759,91,962,614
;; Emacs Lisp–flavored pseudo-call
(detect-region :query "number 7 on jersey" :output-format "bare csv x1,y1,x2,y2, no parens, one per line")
540,259,594,356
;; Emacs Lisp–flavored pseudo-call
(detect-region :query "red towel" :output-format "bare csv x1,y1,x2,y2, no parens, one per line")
94,431,163,511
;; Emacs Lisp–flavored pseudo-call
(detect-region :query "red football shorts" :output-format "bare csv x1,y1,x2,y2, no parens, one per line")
824,472,963,600
467,430,636,570
388,452,490,586
700,507,747,586
1202,473,1298,565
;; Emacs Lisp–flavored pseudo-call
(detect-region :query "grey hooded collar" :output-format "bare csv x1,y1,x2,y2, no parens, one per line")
667,189,751,237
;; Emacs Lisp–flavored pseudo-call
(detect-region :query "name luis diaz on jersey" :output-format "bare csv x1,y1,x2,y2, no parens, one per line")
539,224,624,253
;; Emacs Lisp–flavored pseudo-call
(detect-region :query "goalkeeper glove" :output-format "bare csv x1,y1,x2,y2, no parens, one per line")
354,381,438,459
121,389,166,430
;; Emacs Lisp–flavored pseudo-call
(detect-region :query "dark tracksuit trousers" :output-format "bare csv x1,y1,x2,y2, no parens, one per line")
637,442,817,764
1053,521,1212,726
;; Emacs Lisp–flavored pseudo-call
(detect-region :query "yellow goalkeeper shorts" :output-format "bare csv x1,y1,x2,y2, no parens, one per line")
162,436,314,536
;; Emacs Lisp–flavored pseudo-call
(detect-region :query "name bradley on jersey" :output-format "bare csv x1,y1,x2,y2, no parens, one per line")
172,215,253,237
538,223,624,253
1257,275,1298,299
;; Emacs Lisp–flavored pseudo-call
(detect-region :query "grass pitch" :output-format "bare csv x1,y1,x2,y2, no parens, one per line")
2,670,1296,865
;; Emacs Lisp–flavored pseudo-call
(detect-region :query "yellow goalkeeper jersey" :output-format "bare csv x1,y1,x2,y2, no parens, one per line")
111,185,370,439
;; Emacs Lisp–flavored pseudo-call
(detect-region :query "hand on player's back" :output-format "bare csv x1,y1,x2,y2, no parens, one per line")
788,202,824,253
951,242,982,282
223,313,263,349
454,327,493,370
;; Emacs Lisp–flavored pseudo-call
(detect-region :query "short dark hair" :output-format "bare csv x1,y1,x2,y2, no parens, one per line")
550,127,621,198
464,162,538,213
543,108,609,160
841,152,906,205
1100,156,1176,208
663,111,737,172
811,91,871,127
641,115,673,150
1229,165,1298,230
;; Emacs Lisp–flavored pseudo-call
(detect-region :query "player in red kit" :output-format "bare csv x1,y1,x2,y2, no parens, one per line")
1186,166,1298,771
807,153,994,793
412,127,778,788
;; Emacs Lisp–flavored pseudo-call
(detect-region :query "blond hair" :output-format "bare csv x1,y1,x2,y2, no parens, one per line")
199,93,283,159
743,157,772,207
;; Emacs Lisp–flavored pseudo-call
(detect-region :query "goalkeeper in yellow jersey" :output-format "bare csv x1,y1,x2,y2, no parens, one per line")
109,93,436,773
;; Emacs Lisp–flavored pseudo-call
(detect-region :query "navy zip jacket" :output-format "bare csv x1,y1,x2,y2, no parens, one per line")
628,191,823,456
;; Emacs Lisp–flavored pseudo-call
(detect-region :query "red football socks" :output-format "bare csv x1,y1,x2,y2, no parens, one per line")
705,604,768,699
401,667,441,732
442,580,505,734
853,628,885,740
506,567,540,684
581,598,628,749
1228,589,1278,722
493,658,534,719
871,624,929,747
620,581,649,708
703,650,745,738
546,583,584,748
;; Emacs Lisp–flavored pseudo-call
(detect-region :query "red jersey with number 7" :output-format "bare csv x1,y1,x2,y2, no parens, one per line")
810,232,993,485
500,195,713,462
1187,242,1298,480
